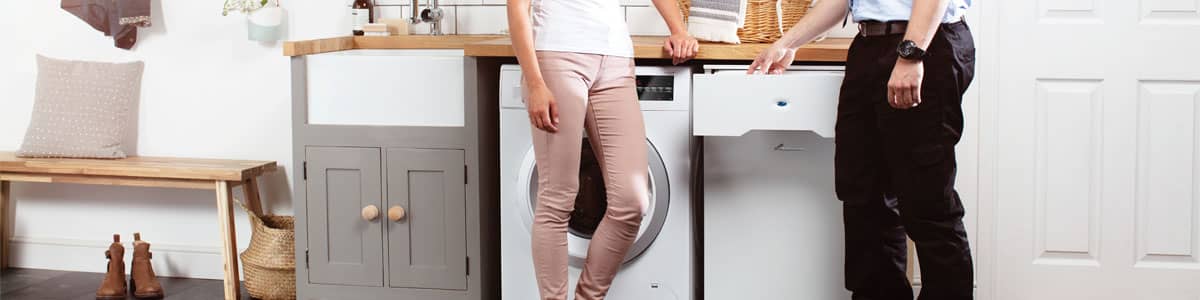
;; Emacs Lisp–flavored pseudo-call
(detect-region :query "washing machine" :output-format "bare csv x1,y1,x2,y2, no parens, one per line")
500,64,694,300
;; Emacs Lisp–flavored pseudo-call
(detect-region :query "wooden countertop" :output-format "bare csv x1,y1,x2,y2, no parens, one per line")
284,35,850,62
282,35,504,56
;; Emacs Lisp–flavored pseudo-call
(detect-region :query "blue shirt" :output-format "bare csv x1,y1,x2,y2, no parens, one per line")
849,0,971,23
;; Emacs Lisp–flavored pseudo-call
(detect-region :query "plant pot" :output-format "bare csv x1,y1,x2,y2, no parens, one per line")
247,6,284,41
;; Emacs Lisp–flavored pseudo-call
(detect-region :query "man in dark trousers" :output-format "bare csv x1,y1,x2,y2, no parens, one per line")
749,0,975,299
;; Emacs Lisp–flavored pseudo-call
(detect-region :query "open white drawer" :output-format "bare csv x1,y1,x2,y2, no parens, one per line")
692,66,844,137
306,49,465,127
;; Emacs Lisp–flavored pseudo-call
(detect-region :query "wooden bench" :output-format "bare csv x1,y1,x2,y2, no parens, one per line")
0,151,276,300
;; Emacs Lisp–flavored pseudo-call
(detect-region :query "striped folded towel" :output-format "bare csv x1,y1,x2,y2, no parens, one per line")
687,0,745,44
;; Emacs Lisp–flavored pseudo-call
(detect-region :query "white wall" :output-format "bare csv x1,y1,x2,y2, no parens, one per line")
0,0,855,280
0,0,344,279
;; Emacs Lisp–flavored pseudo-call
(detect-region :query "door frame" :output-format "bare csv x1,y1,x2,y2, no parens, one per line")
973,0,1000,299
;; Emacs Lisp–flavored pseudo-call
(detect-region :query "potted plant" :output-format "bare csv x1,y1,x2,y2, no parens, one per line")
224,0,285,41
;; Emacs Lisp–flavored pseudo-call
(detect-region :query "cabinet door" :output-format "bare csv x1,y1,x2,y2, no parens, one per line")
305,147,384,287
385,148,468,290
703,131,849,299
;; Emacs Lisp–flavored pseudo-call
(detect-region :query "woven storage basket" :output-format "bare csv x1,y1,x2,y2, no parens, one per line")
679,0,691,22
679,0,817,43
737,0,783,43
781,0,826,41
780,0,812,31
239,202,297,300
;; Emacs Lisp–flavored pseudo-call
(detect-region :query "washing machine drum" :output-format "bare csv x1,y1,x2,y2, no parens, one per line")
519,138,670,266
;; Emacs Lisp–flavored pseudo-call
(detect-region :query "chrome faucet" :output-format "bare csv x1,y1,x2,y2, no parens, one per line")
410,0,444,35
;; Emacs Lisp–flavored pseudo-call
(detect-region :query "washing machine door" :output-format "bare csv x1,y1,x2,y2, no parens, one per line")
516,138,670,266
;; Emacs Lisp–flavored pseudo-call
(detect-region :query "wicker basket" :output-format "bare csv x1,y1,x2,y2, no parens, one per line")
780,0,812,30
239,202,297,300
679,0,691,22
737,0,783,43
679,0,817,43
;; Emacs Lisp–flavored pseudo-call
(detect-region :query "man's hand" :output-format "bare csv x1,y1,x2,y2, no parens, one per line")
664,33,699,65
526,83,559,132
747,43,796,75
888,59,924,109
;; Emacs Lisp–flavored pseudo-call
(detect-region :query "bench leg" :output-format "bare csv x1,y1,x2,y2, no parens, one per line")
243,178,264,217
1,181,9,270
215,181,241,300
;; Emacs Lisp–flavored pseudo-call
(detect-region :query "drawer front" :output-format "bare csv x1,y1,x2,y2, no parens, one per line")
385,148,468,290
693,69,844,137
702,131,848,299
307,50,465,127
305,147,385,287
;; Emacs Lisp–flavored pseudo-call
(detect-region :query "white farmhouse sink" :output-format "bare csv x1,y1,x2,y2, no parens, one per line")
306,49,465,127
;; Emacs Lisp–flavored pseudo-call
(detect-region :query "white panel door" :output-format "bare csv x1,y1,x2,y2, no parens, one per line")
994,0,1200,298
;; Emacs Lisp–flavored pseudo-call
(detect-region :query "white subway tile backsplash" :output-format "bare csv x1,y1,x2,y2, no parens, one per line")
378,0,480,6
626,6,671,36
457,6,510,34
445,0,483,6
373,0,410,5
370,3,854,41
620,0,653,6
376,5,408,19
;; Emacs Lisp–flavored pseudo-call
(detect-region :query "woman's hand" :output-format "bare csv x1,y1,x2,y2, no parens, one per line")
747,43,796,74
526,82,559,132
649,0,696,64
663,33,699,65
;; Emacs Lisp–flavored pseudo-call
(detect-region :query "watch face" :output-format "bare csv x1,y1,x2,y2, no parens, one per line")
898,41,919,58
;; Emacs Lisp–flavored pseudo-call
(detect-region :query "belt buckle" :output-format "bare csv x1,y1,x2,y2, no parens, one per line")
857,23,866,36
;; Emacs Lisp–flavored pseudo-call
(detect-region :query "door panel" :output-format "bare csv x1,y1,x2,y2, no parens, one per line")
703,131,848,299
994,0,1200,297
305,147,384,287
386,148,468,290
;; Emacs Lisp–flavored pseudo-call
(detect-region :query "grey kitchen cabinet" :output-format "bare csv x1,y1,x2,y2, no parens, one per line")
305,147,385,287
291,50,501,300
386,148,468,290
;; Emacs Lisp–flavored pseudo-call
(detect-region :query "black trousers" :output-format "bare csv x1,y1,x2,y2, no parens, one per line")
835,21,976,300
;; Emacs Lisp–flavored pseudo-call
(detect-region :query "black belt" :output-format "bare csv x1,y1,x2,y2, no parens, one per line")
858,18,964,37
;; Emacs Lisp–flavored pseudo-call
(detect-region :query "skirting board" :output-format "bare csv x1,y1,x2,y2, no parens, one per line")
7,236,249,280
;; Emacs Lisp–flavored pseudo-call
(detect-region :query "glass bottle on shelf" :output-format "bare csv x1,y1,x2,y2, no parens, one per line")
351,0,375,36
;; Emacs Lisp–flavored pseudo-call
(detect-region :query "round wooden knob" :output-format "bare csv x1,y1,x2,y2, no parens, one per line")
361,205,380,221
388,206,406,222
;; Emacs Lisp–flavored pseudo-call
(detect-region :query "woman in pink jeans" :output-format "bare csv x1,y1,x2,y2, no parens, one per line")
506,0,697,298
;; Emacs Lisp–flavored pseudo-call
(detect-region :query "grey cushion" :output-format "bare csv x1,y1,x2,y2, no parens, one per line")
17,55,144,159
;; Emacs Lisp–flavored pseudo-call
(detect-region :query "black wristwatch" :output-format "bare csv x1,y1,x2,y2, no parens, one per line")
897,40,927,61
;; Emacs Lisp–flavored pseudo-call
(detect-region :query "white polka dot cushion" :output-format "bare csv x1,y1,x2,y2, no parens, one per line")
17,55,144,159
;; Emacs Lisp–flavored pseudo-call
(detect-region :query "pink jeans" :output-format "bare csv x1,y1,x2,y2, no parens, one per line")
529,51,648,300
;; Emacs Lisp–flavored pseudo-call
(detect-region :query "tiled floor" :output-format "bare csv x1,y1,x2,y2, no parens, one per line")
2,268,252,300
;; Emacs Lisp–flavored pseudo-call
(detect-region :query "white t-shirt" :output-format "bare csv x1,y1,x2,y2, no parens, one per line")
531,0,635,58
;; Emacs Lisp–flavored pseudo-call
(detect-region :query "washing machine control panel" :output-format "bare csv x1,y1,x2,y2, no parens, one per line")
501,65,692,111
636,75,676,101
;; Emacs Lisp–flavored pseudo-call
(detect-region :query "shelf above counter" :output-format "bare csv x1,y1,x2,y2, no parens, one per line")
283,35,850,62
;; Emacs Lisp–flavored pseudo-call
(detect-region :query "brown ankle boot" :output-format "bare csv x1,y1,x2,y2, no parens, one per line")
96,234,126,300
130,232,165,299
